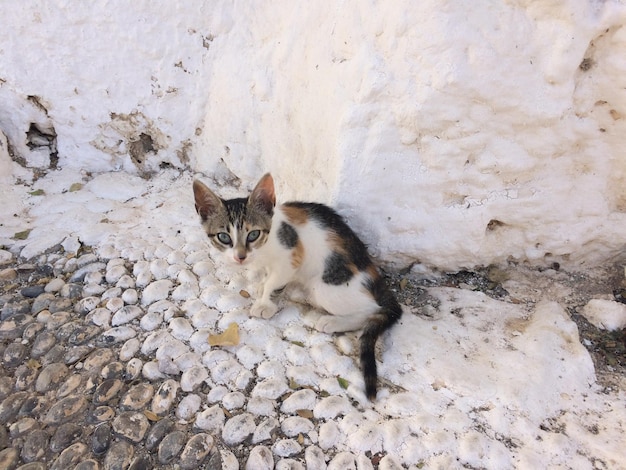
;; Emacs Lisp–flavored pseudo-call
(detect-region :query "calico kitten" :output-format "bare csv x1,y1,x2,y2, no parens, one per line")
193,173,402,400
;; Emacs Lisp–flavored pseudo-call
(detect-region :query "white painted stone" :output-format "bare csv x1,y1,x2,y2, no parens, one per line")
581,299,626,331
169,317,194,341
139,310,163,331
141,279,172,305
222,413,256,446
280,389,317,414
246,397,276,418
119,338,141,361
222,392,246,410
180,365,209,392
246,446,274,470
122,288,138,305
194,405,225,433
150,259,170,280
111,305,143,326
176,394,202,421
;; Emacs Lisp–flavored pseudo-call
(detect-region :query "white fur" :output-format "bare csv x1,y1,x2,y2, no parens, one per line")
244,206,380,333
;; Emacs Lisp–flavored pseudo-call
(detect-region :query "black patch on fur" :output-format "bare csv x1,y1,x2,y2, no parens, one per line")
284,202,371,271
322,252,354,285
277,222,298,248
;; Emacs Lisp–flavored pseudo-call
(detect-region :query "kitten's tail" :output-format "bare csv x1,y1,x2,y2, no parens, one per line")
360,276,403,401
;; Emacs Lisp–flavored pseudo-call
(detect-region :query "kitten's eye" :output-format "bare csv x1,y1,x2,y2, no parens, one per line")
216,232,232,245
247,230,261,243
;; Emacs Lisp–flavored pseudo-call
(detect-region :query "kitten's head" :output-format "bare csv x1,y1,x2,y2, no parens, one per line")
193,173,275,265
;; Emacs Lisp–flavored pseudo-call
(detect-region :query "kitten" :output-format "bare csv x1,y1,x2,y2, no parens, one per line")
193,173,402,400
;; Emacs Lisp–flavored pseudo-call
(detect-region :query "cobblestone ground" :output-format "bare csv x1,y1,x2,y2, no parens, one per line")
0,240,400,470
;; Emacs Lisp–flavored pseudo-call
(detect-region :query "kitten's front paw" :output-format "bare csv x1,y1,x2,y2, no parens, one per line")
314,315,340,334
250,300,278,319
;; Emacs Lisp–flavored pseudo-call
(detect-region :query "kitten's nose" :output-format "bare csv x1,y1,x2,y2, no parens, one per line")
234,254,246,263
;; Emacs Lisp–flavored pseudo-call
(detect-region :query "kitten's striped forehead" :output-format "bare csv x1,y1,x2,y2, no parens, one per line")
223,198,248,230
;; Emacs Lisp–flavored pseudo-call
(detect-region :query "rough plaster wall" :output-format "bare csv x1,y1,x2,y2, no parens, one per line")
1,1,625,271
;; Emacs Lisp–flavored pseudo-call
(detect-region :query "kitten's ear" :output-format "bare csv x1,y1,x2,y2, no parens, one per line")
249,173,276,214
193,180,223,221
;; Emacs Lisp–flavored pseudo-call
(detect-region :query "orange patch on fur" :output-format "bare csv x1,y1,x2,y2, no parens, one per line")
366,264,380,280
291,240,305,268
282,206,308,225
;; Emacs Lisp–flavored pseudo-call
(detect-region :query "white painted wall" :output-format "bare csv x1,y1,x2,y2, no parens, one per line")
1,1,625,271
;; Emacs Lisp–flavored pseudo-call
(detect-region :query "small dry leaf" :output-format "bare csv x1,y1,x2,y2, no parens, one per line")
29,189,45,196
288,378,300,390
27,359,41,370
208,323,240,347
13,229,31,240
290,341,305,348
143,410,160,421
399,278,409,290
296,409,314,419
239,289,250,298
297,433,304,445
337,377,349,390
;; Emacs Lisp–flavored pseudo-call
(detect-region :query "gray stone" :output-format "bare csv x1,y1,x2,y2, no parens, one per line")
3,342,27,368
0,391,29,423
1,299,31,320
101,362,124,379
31,293,54,313
157,430,187,464
0,313,34,339
16,462,47,470
127,455,153,470
21,321,44,341
35,363,69,393
0,376,13,400
112,411,150,443
98,326,137,345
145,418,175,451
42,344,66,365
88,406,115,423
49,443,89,470
48,298,72,313
124,358,143,381
73,460,101,470
93,379,124,405
43,395,88,425
104,440,134,470
50,422,83,453
57,374,83,398
8,417,38,438
83,348,115,373
120,383,154,411
14,365,38,392
64,345,93,365
0,448,19,470
21,285,45,298
180,433,214,470
92,423,112,455
22,429,48,462
31,330,56,357
18,396,45,418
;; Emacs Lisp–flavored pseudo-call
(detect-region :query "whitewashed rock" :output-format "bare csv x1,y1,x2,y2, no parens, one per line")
122,289,138,305
102,287,122,300
246,397,276,417
125,358,143,381
192,261,214,277
257,360,285,379
140,310,163,331
216,293,250,312
142,361,166,380
141,330,175,355
150,259,170,279
82,284,106,296
281,389,317,414
246,446,274,470
119,338,141,361
190,309,219,328
178,269,198,284
174,352,202,371
235,369,254,391
209,357,244,385
176,394,202,421
281,416,314,437
194,405,225,433
207,386,229,403
111,305,143,326
180,433,214,470
169,317,194,340
100,326,137,345
223,413,256,446
156,339,190,374
581,299,626,331
223,392,246,410
75,296,100,315
305,446,327,470
116,274,136,289
84,270,104,285
252,378,289,400
189,329,212,354
87,308,112,327
252,417,280,444
152,379,180,416
236,345,264,369
313,396,354,420
171,282,200,301
167,250,186,265
276,459,305,470
141,279,173,305
180,365,209,392
106,265,127,284
318,421,341,450
272,439,302,458
328,452,356,470
105,297,124,313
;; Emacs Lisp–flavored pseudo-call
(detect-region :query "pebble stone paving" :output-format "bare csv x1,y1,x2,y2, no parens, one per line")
0,233,398,470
